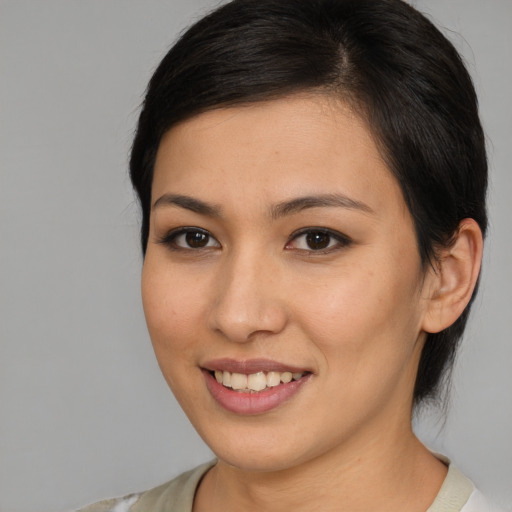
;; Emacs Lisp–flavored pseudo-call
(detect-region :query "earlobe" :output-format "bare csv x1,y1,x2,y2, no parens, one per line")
422,219,483,334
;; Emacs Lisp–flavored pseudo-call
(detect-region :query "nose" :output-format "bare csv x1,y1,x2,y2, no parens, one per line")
207,251,288,343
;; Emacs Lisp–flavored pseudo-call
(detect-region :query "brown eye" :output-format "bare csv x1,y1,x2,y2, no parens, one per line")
159,227,221,250
306,231,331,250
285,227,352,253
185,231,210,248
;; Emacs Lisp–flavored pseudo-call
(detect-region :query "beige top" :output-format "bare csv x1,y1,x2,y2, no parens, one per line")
77,459,505,512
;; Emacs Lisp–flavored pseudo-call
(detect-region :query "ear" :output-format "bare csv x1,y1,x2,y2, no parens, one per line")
422,219,483,334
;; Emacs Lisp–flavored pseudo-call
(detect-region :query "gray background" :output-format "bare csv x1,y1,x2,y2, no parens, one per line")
0,1,510,511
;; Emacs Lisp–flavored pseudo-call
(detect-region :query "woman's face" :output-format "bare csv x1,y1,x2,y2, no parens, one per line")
142,95,435,471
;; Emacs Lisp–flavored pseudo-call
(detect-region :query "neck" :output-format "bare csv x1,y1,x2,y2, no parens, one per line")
194,423,447,512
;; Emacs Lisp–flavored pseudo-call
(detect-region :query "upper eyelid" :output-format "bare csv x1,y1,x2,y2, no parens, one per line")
159,226,209,238
288,227,351,241
157,226,220,246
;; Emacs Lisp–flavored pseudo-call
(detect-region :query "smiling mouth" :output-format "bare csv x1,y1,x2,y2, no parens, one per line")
210,370,307,393
203,361,312,414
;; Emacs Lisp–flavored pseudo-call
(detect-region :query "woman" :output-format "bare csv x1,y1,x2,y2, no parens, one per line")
79,0,504,510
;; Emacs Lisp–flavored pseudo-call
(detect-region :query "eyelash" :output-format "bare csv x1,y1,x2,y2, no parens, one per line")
285,227,352,254
157,227,220,251
157,226,352,254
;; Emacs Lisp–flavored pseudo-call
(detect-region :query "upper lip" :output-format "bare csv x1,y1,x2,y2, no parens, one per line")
201,358,311,374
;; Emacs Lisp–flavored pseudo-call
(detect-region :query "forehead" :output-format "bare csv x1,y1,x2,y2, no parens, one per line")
152,94,405,217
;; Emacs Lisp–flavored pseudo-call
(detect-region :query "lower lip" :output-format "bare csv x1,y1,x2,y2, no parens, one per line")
203,370,311,415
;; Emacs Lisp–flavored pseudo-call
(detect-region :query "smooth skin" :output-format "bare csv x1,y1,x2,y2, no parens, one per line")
141,94,483,512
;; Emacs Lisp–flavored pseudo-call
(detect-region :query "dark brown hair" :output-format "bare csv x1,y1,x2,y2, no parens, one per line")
129,0,487,404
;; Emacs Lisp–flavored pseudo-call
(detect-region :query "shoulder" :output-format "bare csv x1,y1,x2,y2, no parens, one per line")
428,457,509,512
462,489,510,512
77,494,139,512
75,460,216,512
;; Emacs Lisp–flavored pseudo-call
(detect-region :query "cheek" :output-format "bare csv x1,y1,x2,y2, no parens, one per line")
141,258,206,364
291,268,424,421
141,261,212,411
292,260,424,364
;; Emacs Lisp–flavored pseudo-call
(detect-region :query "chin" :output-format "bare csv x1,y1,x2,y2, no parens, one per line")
193,415,334,474
215,444,310,473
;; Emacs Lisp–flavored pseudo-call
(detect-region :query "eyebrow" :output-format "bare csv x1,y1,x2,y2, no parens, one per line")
152,193,222,217
270,193,374,219
152,192,374,218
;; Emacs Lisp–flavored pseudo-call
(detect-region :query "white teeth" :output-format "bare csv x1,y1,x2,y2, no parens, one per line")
213,369,305,392
230,372,248,390
222,371,231,387
266,371,281,387
280,371,292,383
247,372,267,391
